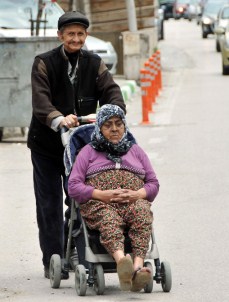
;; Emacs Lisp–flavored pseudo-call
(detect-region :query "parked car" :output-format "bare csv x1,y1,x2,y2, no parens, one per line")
0,0,118,74
187,0,202,22
200,0,229,38
155,0,165,40
158,8,165,40
215,4,229,51
159,0,175,20
173,0,189,19
83,35,117,74
215,25,229,74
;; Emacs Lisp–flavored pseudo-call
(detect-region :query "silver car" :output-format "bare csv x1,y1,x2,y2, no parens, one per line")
200,0,229,38
0,0,118,74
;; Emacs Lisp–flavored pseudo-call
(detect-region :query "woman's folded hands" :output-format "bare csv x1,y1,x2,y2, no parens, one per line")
92,188,147,204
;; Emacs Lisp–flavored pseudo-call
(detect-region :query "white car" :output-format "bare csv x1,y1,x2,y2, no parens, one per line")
0,0,118,74
215,4,229,52
83,35,117,74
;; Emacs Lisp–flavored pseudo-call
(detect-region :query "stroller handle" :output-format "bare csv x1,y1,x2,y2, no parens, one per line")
77,113,96,123
60,114,96,147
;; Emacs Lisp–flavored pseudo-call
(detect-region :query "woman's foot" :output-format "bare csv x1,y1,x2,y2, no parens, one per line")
131,267,152,292
117,254,134,291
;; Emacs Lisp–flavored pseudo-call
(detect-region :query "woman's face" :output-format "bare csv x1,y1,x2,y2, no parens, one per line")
100,116,125,144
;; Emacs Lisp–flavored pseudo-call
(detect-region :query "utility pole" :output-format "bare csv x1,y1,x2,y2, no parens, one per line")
125,0,138,32
71,0,85,12
69,0,74,11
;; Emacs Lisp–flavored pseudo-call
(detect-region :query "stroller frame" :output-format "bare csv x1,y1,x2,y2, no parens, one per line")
49,123,172,296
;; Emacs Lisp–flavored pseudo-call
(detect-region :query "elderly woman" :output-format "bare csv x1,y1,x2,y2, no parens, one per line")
68,104,159,292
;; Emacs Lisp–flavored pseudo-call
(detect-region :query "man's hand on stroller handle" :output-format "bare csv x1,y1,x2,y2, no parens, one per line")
92,188,147,204
59,113,97,129
60,114,79,129
60,113,97,147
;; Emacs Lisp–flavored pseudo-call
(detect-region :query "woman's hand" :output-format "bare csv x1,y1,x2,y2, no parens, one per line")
110,188,147,204
92,188,125,204
60,114,79,128
92,188,147,204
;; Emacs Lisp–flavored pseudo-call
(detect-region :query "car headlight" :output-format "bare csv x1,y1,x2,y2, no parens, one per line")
178,6,184,13
202,17,213,25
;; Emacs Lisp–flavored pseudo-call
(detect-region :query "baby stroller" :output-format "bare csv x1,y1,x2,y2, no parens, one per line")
49,117,172,296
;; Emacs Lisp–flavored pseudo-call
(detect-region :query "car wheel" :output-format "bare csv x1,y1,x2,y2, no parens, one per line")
222,61,229,75
0,128,3,142
216,40,221,52
202,31,208,39
160,21,164,40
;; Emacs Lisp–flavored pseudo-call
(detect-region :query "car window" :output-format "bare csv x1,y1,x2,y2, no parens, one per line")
204,2,227,14
222,7,229,19
0,0,63,29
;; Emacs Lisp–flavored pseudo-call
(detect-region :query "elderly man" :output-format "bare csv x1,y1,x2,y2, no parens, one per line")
27,11,126,278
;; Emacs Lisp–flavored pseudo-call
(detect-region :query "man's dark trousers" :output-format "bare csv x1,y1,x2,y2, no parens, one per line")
31,150,67,269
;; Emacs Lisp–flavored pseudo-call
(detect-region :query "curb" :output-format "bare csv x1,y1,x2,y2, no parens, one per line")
120,80,139,102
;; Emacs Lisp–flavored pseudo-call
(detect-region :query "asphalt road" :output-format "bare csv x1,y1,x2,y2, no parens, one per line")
1,19,229,301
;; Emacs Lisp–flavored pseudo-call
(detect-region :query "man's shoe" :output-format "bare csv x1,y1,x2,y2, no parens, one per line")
61,270,69,280
44,266,69,280
44,267,49,279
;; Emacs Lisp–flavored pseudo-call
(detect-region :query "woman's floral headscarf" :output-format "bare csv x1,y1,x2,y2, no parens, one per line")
90,104,133,163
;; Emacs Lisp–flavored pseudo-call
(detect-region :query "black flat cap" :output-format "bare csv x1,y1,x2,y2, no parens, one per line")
58,11,89,30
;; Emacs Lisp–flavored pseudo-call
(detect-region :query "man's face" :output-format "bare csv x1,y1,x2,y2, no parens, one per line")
57,24,87,53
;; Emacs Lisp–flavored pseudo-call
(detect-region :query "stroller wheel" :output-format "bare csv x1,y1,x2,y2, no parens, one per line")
143,261,153,293
49,254,61,288
94,264,105,295
161,261,172,292
75,264,87,296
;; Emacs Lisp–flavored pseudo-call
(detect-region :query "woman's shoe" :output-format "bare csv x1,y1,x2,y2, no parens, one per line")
130,267,151,292
117,255,134,291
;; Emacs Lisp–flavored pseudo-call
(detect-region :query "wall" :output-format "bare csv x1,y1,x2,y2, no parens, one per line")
122,28,157,80
90,0,156,32
57,0,158,79
57,0,157,32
